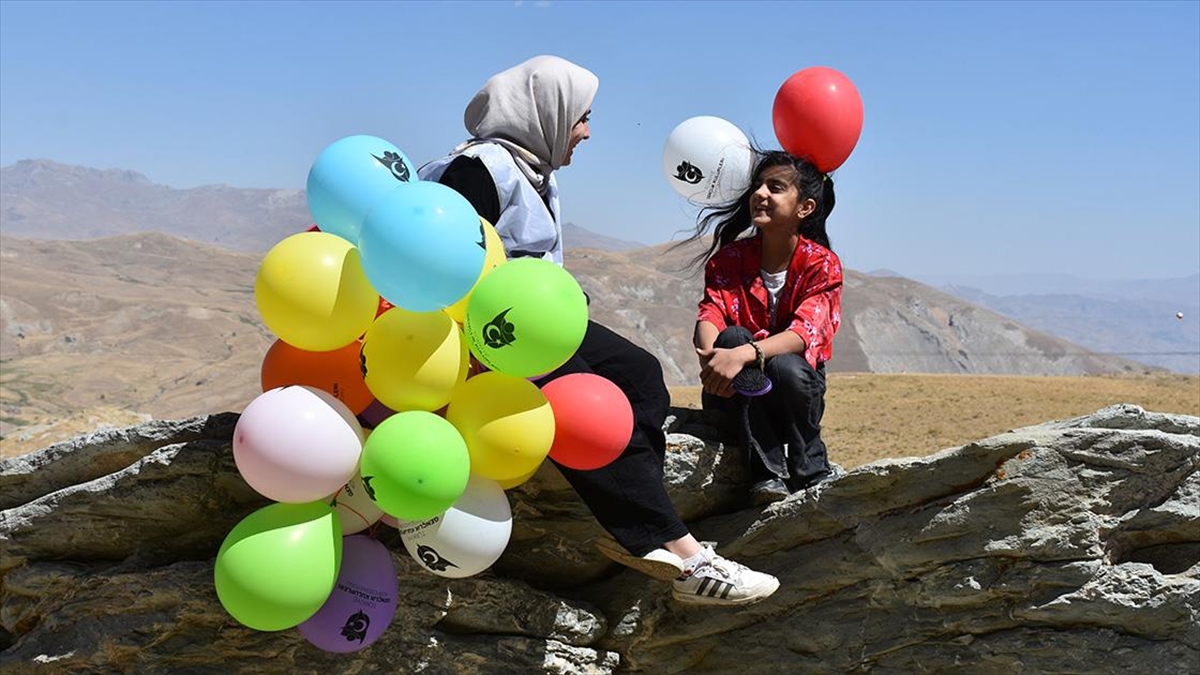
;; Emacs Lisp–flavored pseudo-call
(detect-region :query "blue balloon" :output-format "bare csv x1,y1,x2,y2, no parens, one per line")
306,135,419,244
358,181,487,312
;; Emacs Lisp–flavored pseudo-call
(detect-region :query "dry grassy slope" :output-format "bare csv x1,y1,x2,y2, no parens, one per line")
0,233,271,440
671,374,1200,469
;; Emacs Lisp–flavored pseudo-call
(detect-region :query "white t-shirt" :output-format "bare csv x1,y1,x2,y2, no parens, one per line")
761,268,788,326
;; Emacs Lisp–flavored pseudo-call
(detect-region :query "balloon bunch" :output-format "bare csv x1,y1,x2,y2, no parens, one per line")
663,66,864,203
215,134,636,652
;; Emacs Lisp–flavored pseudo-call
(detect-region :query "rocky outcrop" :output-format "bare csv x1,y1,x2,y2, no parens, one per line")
2,404,1197,674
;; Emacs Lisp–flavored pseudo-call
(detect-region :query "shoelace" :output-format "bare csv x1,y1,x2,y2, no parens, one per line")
707,557,747,581
698,546,746,582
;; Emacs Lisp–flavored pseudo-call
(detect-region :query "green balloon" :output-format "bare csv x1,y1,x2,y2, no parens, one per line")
464,258,588,378
359,411,470,521
214,501,342,631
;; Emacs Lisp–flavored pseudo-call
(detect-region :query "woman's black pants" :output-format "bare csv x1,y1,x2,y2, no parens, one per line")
539,321,689,556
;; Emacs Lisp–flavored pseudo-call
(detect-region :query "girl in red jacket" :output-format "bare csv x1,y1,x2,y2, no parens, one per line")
688,150,842,505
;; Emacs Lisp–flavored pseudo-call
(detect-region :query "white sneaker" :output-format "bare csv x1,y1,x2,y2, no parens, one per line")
672,546,779,606
594,538,686,580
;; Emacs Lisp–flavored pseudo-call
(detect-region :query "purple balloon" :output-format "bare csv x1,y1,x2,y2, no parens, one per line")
357,399,396,430
298,535,398,652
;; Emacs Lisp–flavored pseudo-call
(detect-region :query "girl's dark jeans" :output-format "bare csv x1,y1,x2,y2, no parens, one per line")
702,326,831,492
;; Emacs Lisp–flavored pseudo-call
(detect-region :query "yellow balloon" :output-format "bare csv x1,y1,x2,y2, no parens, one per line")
445,372,555,481
254,232,378,351
495,462,542,490
361,306,468,412
444,218,507,324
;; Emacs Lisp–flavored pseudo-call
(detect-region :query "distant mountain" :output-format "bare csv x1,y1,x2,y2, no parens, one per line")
940,286,1199,374
0,159,641,253
571,240,1154,383
917,272,1200,308
562,222,644,252
1,159,310,251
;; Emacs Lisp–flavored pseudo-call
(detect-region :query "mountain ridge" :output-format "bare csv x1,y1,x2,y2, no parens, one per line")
0,232,1156,446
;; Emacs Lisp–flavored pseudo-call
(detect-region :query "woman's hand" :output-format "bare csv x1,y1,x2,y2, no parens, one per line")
696,344,755,398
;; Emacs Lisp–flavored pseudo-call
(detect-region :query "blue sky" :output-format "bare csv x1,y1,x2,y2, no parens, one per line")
2,0,1198,281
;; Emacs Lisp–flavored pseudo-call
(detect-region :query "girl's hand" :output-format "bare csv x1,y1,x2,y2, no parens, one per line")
697,346,751,398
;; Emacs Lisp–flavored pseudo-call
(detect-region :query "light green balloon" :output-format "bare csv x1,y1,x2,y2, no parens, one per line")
360,411,471,521
464,258,588,378
214,501,342,631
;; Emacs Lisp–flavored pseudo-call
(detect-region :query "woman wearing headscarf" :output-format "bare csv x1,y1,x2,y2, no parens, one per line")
420,55,778,606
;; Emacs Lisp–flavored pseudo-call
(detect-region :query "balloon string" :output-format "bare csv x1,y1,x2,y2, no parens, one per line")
341,503,370,530
333,484,379,537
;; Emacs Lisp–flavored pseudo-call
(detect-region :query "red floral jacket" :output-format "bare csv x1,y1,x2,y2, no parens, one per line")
696,233,842,369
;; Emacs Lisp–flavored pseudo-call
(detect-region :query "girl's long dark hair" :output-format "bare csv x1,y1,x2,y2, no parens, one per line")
680,149,836,272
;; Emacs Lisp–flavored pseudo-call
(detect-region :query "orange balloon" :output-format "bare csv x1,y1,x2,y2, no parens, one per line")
260,339,373,415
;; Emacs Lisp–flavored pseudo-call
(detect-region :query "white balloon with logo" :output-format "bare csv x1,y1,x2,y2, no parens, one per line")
328,471,384,535
398,475,512,578
662,116,754,206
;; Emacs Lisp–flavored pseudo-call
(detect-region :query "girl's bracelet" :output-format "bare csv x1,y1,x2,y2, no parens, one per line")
749,341,765,370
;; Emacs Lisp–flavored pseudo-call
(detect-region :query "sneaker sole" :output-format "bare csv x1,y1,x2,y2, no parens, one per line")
671,577,781,606
734,380,773,397
593,539,685,581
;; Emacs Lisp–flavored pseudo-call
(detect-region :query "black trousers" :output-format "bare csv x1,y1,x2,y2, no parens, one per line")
539,321,690,556
703,326,831,492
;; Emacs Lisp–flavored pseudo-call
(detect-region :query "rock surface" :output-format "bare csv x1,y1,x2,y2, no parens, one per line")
2,404,1197,674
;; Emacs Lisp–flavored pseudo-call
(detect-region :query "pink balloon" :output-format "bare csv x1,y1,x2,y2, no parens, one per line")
298,535,398,652
234,386,365,503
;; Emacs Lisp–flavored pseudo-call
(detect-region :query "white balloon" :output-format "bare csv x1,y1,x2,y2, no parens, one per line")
398,475,512,578
662,116,754,206
328,472,384,535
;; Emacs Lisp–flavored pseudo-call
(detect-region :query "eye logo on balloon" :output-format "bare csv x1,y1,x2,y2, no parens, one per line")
372,151,411,182
476,221,487,251
416,544,459,572
674,161,704,185
358,343,369,379
482,309,516,349
361,475,377,501
340,610,371,644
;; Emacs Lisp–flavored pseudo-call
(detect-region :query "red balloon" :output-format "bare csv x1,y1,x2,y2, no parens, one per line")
772,67,864,173
542,373,633,470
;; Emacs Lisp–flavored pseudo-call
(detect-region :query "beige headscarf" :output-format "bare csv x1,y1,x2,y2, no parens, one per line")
457,55,599,193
